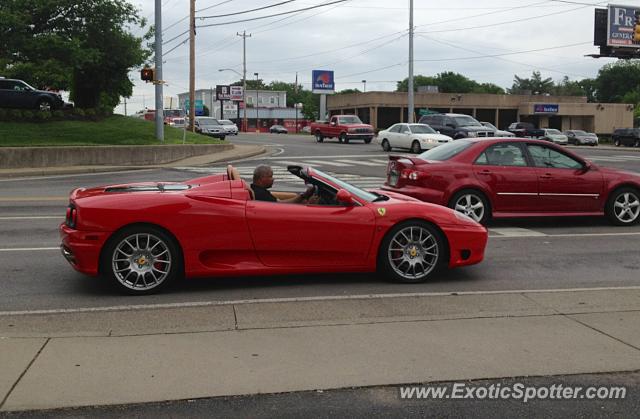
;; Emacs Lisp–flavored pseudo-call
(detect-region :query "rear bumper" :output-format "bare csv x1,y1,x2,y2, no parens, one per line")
346,133,374,140
59,223,110,276
381,184,445,205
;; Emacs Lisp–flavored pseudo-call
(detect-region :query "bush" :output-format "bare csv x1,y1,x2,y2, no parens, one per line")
84,108,97,118
73,108,85,117
22,110,35,120
34,111,52,121
9,109,23,119
52,110,65,119
0,108,7,121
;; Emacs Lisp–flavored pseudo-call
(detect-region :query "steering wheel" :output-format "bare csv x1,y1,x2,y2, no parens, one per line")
301,184,318,199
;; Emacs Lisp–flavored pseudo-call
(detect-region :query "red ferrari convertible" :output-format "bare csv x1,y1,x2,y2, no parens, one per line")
60,165,487,294
383,138,640,225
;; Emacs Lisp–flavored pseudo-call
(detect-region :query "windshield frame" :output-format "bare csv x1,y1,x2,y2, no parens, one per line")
453,116,482,127
308,167,378,203
409,124,436,134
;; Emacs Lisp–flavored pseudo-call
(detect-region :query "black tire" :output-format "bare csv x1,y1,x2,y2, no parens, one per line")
635,140,640,148
37,98,52,112
381,139,391,152
605,187,640,226
364,137,372,144
101,225,183,295
315,131,324,143
448,189,491,225
379,220,447,283
339,133,348,144
411,140,422,154
614,139,621,147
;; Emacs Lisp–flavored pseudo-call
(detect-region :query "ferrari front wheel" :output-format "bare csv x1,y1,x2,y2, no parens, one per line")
102,226,182,295
379,221,445,283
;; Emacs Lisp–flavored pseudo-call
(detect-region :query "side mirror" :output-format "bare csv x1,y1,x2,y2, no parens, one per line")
336,189,354,205
582,161,593,172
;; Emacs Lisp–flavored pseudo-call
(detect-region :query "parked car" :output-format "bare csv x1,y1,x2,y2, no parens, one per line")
541,129,568,145
167,117,185,128
163,109,186,126
301,125,311,133
507,122,545,139
0,77,70,111
611,128,640,147
60,164,488,294
219,119,239,135
191,117,226,139
269,124,288,134
377,123,452,153
310,115,375,143
564,130,598,146
382,138,640,226
480,122,515,137
418,113,494,139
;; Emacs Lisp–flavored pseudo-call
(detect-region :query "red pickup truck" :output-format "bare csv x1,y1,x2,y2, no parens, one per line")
311,115,375,144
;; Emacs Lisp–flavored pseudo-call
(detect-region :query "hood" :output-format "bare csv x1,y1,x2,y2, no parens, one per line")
415,133,452,142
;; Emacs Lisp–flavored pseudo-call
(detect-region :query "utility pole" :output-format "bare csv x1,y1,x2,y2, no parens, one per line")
154,0,164,141
237,31,251,132
188,0,196,131
408,0,415,123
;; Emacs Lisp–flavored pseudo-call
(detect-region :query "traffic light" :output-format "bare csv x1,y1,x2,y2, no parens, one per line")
634,11,640,43
140,68,154,82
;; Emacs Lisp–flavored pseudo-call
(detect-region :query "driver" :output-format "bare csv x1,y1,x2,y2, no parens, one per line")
250,165,316,203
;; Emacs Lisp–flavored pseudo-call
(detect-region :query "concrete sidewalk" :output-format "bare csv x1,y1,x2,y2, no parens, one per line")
1,288,639,412
0,144,266,179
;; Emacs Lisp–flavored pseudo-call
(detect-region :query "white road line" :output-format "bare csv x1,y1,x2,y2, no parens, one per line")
0,247,59,252
370,159,391,164
336,159,385,166
300,160,353,167
0,216,61,220
0,169,154,182
489,227,547,237
2,286,640,317
491,231,640,238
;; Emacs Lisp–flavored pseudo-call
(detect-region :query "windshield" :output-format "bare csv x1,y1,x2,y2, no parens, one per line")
409,124,436,134
573,130,587,135
482,122,497,130
312,168,378,202
220,120,234,125
198,118,220,126
453,116,482,127
164,109,184,117
546,129,561,135
418,139,473,161
337,116,362,124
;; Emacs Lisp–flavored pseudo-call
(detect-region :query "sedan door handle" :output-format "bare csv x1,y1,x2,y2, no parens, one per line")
539,174,553,179
477,170,492,175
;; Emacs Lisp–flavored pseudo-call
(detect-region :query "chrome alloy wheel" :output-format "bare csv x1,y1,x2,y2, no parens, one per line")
112,233,172,291
454,194,485,222
613,191,640,223
387,226,439,280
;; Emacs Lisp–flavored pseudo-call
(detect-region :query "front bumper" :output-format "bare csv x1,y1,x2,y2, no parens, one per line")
59,223,111,276
442,225,488,268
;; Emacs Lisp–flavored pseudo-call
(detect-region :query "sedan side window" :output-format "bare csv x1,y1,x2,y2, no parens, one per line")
527,145,582,169
474,144,527,167
401,124,410,134
389,124,401,133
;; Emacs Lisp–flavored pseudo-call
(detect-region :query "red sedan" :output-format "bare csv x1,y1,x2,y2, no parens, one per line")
60,165,487,294
383,138,640,225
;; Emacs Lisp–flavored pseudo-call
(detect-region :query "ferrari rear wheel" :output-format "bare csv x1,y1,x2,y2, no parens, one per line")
380,221,445,283
102,226,182,295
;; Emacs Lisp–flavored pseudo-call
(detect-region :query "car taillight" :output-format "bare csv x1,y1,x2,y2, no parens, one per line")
66,205,77,228
401,169,425,181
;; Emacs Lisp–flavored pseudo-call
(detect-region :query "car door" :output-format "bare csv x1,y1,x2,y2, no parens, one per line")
385,124,401,148
526,144,604,212
398,124,412,149
440,116,457,137
246,201,376,267
472,142,539,212
0,80,22,108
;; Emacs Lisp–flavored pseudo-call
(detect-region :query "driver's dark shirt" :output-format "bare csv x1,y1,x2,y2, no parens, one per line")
250,184,277,202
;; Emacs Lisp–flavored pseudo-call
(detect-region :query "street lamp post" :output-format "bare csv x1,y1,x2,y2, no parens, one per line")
362,80,367,93
254,72,259,132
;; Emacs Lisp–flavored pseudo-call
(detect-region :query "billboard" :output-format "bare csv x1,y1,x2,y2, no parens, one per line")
312,70,335,94
216,85,244,101
607,4,640,47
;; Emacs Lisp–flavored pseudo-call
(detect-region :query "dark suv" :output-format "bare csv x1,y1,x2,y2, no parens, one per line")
418,113,493,139
611,128,640,147
0,78,66,111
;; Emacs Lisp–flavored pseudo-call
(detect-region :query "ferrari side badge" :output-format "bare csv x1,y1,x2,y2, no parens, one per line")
377,208,386,216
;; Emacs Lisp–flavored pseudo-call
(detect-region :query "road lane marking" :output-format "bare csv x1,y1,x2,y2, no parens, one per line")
302,160,352,167
336,159,385,166
2,286,640,317
0,247,59,252
489,228,547,237
490,231,640,238
0,169,154,182
0,216,61,220
0,197,67,202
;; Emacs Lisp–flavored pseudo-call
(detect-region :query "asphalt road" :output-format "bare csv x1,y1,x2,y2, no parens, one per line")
0,133,639,312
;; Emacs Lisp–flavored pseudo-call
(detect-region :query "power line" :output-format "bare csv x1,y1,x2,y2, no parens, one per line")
197,0,351,28
199,0,301,19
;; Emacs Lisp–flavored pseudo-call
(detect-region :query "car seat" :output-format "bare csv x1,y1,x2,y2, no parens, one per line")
500,150,515,166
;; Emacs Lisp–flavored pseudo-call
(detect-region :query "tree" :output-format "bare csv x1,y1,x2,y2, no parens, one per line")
508,71,554,94
396,72,503,94
551,76,589,97
594,60,640,103
0,0,151,110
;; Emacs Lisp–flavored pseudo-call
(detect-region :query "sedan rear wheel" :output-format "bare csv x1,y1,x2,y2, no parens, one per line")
614,139,621,147
380,221,445,283
102,226,182,294
449,190,490,224
37,99,52,112
381,139,391,152
606,188,640,225
411,140,422,154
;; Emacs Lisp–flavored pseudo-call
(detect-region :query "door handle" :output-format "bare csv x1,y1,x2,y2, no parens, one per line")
539,173,552,179
477,170,492,175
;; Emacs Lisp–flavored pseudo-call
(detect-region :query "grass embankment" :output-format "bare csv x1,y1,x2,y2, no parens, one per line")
0,115,224,146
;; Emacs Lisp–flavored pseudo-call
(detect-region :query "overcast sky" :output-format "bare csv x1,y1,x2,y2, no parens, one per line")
119,0,639,113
